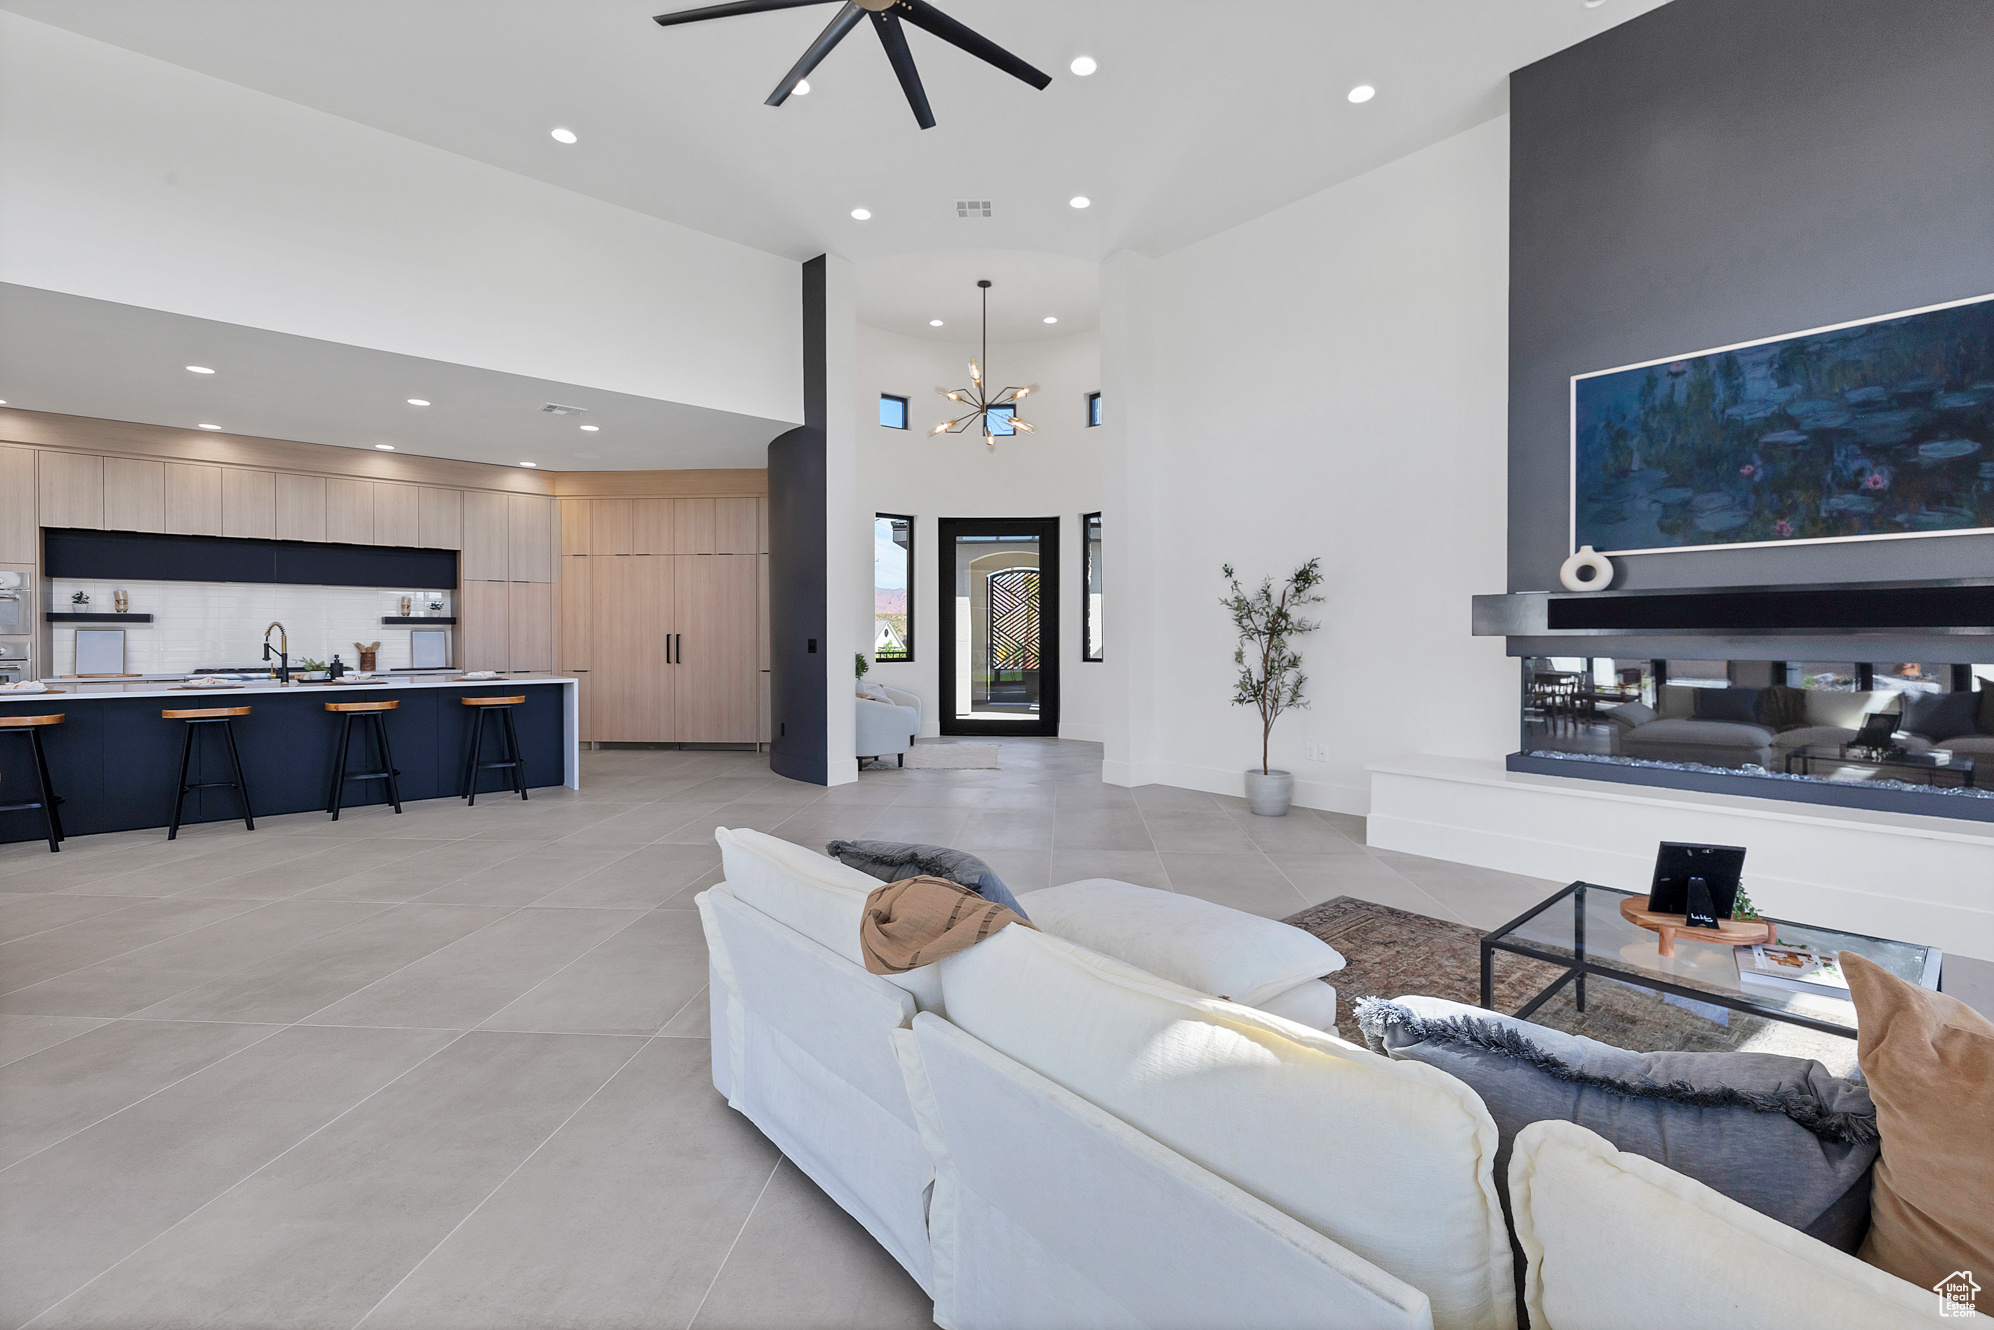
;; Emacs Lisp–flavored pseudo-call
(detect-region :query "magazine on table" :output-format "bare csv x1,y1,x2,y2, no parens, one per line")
1735,943,1850,996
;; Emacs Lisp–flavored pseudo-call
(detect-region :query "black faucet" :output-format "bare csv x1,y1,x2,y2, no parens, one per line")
262,621,290,683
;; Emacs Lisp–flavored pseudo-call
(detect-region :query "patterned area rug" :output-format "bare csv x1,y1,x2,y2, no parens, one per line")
1284,896,1858,1077
900,744,1000,770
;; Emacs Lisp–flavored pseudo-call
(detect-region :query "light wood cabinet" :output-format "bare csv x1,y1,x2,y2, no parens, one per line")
558,557,591,671
589,554,672,741
276,474,326,542
674,555,759,743
325,478,373,544
673,498,716,555
459,580,510,672
104,458,166,533
374,483,418,547
559,499,591,557
507,494,553,582
0,447,35,562
462,491,508,581
37,452,103,530
223,469,276,539
508,581,553,672
716,498,758,555
757,497,770,555
164,463,223,536
417,487,462,550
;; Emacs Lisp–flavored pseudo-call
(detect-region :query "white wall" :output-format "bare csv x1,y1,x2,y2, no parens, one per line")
0,12,801,425
1101,116,1514,811
856,323,1104,742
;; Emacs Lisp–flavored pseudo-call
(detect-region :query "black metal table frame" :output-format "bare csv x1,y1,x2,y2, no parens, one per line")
1782,745,1976,789
1478,880,1860,1041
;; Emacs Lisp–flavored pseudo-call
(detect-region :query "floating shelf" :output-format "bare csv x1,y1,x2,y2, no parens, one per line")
47,613,154,623
382,617,456,625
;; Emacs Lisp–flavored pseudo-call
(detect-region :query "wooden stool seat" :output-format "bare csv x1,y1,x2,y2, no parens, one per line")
459,697,528,806
0,714,66,852
326,701,403,820
163,707,254,840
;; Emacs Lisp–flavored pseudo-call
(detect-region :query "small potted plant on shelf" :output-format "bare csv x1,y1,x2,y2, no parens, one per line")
856,652,870,681
1223,558,1324,816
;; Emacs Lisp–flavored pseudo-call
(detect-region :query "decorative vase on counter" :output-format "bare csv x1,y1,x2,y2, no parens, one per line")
355,641,380,672
400,596,412,617
114,591,129,614
1244,769,1294,817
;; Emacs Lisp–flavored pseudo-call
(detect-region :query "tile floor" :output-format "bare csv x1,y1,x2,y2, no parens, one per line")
0,737,1574,1330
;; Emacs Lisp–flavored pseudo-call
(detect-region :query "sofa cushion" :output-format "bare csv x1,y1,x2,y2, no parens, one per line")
1900,689,1981,743
1693,687,1761,724
1755,684,1809,732
826,839,1029,919
1598,701,1654,729
937,925,1516,1330
1933,733,1994,758
1018,878,1344,1006
1358,995,1878,1254
1845,952,1994,1291
1254,977,1339,1031
1623,717,1775,749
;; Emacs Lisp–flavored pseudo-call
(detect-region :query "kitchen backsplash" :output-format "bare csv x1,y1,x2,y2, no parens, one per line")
47,579,453,676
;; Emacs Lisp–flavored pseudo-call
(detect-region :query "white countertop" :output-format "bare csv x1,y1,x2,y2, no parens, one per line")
4,674,574,703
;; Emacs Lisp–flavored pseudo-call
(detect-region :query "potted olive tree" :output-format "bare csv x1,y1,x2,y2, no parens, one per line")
1223,558,1324,816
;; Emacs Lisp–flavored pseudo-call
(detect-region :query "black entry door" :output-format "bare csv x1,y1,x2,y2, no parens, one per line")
937,517,1060,737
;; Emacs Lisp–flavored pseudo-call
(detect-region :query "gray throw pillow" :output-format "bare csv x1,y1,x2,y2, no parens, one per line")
1356,996,1878,1253
1692,687,1761,725
824,839,1029,920
1901,689,1981,743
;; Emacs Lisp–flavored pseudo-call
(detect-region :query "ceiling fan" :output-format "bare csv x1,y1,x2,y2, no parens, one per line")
652,0,1052,130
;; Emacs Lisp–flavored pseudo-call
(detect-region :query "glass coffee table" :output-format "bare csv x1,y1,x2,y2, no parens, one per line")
1480,882,1944,1039
1783,743,1976,788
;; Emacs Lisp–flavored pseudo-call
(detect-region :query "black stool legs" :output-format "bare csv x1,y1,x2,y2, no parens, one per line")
328,712,404,821
0,728,66,853
462,707,528,807
168,719,254,841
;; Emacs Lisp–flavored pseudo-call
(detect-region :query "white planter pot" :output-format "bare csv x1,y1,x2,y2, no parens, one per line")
1244,769,1294,817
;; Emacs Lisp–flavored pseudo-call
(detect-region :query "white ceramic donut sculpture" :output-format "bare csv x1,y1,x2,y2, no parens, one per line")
1559,544,1614,592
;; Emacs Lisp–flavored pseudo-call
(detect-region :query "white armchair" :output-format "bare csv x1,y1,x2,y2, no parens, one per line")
856,680,921,744
856,693,916,766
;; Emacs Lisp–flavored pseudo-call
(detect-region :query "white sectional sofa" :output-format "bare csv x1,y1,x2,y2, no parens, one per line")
1609,684,1994,770
694,827,1965,1329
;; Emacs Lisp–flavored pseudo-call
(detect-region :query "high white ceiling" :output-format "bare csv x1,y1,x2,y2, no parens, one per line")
2,0,1668,265
0,285,795,470
854,250,1100,342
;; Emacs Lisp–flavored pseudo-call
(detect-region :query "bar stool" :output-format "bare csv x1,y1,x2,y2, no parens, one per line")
460,695,528,807
0,714,67,854
162,707,254,841
325,701,404,821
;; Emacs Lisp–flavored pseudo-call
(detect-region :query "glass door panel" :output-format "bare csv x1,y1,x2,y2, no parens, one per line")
938,518,1059,736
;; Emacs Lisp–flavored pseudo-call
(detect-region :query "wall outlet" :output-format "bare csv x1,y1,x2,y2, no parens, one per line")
1302,742,1328,764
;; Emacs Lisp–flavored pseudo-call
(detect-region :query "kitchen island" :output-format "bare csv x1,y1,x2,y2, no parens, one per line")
0,675,578,843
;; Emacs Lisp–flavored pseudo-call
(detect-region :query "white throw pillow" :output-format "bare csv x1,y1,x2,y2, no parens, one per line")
1019,878,1344,1006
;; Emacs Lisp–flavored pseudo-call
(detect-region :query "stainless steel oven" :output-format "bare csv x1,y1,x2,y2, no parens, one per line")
0,571,24,636
0,639,28,686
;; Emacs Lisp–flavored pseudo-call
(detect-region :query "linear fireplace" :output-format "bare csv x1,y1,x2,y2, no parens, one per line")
1474,580,1994,822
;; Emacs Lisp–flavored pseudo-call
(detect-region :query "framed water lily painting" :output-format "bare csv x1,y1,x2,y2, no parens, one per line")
1570,291,1994,554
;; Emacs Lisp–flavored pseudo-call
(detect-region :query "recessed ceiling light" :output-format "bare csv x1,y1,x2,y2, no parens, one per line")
406,398,430,407
1070,56,1097,76
197,423,222,430
550,127,578,144
1347,84,1376,104
1043,316,1058,324
375,444,396,451
519,461,538,468
579,424,600,431
930,319,944,327
186,365,215,374
1069,196,1091,209
794,79,811,95
851,208,872,220
0,400,7,405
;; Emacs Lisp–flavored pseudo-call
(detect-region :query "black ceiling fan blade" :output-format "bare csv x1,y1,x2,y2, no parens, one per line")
894,0,1051,91
870,12,935,130
653,0,840,29
765,1,865,106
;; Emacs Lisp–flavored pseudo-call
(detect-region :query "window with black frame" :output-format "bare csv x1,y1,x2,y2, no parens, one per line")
874,514,913,661
1082,511,1103,661
1086,392,1102,427
879,394,909,430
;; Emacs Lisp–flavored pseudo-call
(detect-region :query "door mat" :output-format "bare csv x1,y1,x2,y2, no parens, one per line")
900,743,1001,770
1284,895,1857,1076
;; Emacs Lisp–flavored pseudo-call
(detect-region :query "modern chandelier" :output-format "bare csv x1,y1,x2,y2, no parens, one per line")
933,280,1036,448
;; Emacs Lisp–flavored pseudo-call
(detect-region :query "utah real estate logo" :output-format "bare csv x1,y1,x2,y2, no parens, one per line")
1936,1271,1980,1319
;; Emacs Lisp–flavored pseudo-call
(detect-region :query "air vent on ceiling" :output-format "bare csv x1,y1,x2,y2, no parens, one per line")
541,402,589,417
956,200,992,218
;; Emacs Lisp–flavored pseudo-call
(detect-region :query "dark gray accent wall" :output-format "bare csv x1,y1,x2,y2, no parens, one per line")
768,256,828,784
1509,0,1994,594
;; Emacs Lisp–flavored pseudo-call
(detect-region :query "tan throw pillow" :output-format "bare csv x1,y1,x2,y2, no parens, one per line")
1843,951,1994,1290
